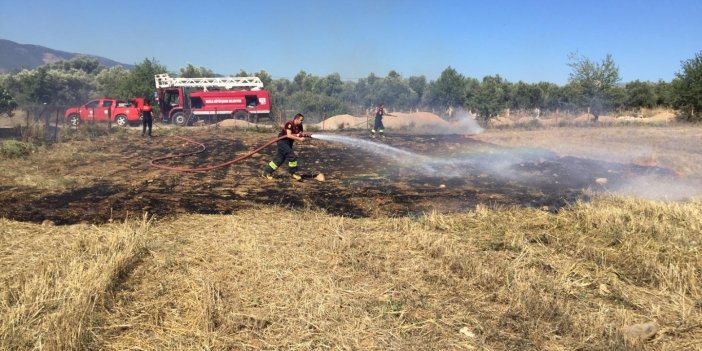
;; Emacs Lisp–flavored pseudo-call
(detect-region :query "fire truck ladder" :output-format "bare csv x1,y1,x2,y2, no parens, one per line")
154,74,264,91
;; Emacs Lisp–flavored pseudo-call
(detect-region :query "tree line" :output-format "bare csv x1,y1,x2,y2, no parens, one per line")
1,52,701,122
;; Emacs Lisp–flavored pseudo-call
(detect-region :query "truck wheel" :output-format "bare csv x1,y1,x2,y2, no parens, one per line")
68,114,80,126
115,115,129,127
233,110,250,121
173,112,187,126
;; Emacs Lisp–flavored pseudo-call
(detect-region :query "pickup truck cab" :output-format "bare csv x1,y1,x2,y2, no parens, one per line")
65,98,146,127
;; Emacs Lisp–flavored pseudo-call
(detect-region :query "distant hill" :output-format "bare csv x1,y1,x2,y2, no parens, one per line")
0,38,133,73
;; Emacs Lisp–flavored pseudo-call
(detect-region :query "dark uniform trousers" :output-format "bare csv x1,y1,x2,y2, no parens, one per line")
264,140,298,175
372,116,384,135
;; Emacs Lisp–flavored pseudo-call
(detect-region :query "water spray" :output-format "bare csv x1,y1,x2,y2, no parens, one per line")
311,134,561,180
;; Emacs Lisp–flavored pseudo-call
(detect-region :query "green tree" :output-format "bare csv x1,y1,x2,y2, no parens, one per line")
318,73,343,96
340,77,371,111
407,75,426,108
336,80,364,114
608,85,627,111
472,75,510,121
535,81,561,110
653,80,672,107
463,77,480,113
288,91,347,121
366,72,380,86
4,66,94,106
671,51,702,120
179,64,215,78
387,70,401,80
12,67,52,104
269,72,352,118
374,76,417,111
121,58,168,99
291,71,307,93
567,53,621,121
624,80,656,109
0,85,18,116
554,82,582,112
48,69,95,105
238,69,273,88
291,70,321,93
95,66,129,98
252,70,273,89
46,55,104,75
0,56,106,121
363,74,382,107
510,81,543,110
423,67,466,111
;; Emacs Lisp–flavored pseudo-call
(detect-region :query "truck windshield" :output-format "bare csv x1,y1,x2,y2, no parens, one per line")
165,90,180,107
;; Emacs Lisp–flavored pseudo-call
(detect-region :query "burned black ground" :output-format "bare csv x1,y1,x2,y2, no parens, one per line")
0,129,683,224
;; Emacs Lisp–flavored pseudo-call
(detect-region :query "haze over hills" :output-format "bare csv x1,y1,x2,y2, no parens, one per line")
0,39,133,73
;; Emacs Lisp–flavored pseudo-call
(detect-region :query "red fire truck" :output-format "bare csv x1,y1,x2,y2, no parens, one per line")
64,97,146,127
155,74,271,126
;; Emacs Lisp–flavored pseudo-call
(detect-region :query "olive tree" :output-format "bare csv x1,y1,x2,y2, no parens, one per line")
671,51,702,120
0,84,18,116
624,80,656,110
121,58,168,100
4,62,97,107
423,67,466,110
95,65,129,98
567,53,621,121
179,64,215,78
408,75,426,108
471,75,510,121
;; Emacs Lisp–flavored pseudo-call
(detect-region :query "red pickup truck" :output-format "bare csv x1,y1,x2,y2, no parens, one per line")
64,97,147,127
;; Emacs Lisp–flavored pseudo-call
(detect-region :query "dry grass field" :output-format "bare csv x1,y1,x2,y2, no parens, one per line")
2,199,701,350
1,121,702,350
475,125,702,176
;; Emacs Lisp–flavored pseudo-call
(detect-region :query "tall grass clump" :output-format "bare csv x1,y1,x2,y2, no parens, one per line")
60,123,111,141
0,215,152,350
0,140,36,158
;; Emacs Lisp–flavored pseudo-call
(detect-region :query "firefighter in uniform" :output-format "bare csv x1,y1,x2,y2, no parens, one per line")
262,113,306,181
141,99,153,137
371,103,391,138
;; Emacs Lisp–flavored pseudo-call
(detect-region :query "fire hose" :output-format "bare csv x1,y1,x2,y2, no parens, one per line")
150,133,312,172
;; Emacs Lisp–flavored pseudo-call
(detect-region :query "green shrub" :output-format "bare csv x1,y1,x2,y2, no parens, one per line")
1,140,36,158
113,129,128,140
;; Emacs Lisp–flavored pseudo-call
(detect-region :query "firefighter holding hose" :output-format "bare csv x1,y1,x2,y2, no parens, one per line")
262,113,306,181
371,103,393,138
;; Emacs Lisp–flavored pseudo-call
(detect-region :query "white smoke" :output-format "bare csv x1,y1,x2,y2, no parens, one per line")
452,108,484,135
311,133,702,203
312,134,552,180
611,175,702,200
416,108,484,135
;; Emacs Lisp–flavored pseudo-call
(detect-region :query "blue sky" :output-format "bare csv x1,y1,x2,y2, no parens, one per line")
2,0,701,84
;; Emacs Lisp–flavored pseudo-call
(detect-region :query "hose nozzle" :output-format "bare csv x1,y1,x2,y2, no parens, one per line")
298,132,313,138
